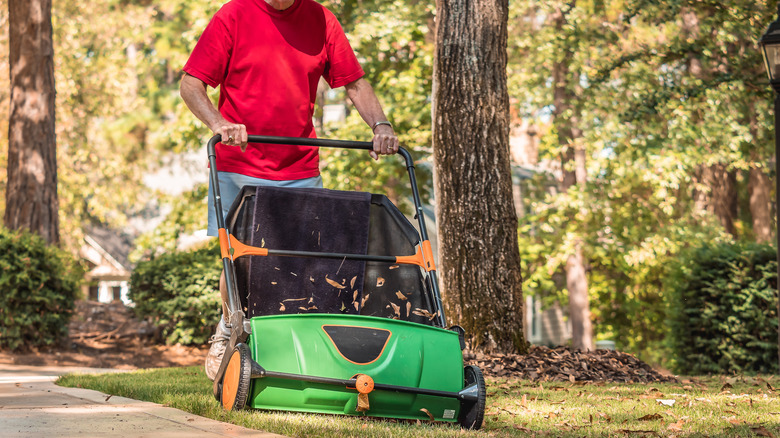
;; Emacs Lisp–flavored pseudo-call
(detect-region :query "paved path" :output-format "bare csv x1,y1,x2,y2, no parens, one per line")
0,365,285,438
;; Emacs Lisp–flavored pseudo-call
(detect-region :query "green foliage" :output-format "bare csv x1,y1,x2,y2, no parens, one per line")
667,242,778,375
0,227,82,351
129,241,222,345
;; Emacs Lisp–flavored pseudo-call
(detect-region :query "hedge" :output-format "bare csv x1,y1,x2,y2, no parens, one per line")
667,242,778,375
129,241,222,345
0,227,82,351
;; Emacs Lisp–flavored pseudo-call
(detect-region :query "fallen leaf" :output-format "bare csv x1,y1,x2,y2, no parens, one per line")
261,238,265,247
420,408,434,421
395,291,407,300
271,281,277,285
357,393,369,412
721,383,733,392
389,302,400,317
389,265,399,270
279,303,285,311
353,290,358,301
350,276,357,288
656,399,675,406
326,277,346,289
637,414,662,421
282,298,307,302
104,395,112,402
667,419,685,431
290,272,297,276
361,294,370,307
274,267,280,271
406,301,411,317
298,307,307,311
376,277,385,287
309,276,315,283
353,301,359,311
751,426,776,438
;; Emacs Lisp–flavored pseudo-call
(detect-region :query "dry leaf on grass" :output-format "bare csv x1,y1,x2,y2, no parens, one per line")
637,414,663,421
750,426,776,438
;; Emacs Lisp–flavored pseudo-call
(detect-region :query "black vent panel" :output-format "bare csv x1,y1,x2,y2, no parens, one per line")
322,325,391,365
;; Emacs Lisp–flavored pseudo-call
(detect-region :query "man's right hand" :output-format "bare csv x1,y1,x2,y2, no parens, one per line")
214,123,248,152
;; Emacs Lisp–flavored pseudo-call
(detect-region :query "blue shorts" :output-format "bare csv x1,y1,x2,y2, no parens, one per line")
207,171,323,236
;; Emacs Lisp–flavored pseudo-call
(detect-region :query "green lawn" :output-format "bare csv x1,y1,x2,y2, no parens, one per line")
57,367,780,437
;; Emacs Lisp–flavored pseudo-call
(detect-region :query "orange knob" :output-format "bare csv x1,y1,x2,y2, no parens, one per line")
354,374,374,394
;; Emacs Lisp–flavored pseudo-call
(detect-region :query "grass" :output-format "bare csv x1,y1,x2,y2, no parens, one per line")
57,367,780,437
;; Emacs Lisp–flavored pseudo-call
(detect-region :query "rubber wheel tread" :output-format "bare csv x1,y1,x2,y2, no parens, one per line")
458,365,486,430
220,343,252,411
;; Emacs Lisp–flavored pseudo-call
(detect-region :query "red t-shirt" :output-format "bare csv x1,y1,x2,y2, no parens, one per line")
183,0,364,180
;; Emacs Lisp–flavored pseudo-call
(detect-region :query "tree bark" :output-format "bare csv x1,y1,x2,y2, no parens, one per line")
748,166,772,243
4,0,59,245
694,164,737,237
551,3,594,351
433,0,526,353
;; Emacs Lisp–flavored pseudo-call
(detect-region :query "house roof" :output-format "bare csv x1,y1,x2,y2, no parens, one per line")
84,225,135,271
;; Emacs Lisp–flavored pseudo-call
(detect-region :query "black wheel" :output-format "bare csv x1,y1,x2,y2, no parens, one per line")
220,343,252,411
458,365,486,430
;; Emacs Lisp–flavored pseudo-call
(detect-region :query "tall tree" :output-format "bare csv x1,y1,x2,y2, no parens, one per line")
4,0,58,244
433,0,526,353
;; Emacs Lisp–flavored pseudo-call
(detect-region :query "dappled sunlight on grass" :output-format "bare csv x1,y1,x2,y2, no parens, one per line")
57,367,779,437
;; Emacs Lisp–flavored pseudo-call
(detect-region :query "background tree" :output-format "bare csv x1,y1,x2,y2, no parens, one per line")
433,0,526,353
4,0,59,244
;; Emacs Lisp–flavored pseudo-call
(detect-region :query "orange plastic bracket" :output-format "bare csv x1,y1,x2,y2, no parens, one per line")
218,228,268,261
351,374,375,394
395,240,437,272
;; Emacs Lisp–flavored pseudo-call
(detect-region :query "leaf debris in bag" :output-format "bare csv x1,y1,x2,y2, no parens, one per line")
353,301,360,311
406,302,411,317
279,303,286,311
350,276,357,289
389,302,401,317
395,291,407,300
389,265,399,270
325,276,346,289
361,294,370,307
376,277,385,287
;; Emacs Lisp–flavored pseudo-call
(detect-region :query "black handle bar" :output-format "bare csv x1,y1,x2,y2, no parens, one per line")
206,134,414,166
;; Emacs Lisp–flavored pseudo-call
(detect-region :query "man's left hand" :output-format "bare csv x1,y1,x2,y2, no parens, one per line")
370,124,399,160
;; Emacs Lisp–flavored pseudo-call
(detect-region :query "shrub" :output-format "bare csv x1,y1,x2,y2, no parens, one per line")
667,242,778,375
0,227,82,351
129,241,222,345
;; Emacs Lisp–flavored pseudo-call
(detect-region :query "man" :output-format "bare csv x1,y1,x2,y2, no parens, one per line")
180,0,399,380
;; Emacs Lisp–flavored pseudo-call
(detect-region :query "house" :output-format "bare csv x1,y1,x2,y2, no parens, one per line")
79,226,134,305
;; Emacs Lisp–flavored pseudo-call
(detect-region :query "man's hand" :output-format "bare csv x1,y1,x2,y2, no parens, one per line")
214,123,248,152
370,124,399,160
180,74,249,152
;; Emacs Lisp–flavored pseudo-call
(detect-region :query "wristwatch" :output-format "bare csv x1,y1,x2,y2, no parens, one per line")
372,121,392,132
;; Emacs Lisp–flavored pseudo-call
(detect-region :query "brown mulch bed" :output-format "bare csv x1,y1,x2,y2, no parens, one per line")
2,301,674,384
0,300,208,369
465,345,677,383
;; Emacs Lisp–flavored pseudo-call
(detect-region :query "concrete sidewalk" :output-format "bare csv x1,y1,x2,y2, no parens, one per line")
0,365,285,438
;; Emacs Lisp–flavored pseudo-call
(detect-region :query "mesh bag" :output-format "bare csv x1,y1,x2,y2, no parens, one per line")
225,186,438,326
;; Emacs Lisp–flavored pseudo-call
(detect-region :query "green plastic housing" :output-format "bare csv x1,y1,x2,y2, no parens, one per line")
247,314,464,421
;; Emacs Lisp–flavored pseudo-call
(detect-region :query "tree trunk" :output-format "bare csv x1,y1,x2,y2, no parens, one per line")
748,166,772,243
747,109,772,244
4,0,58,245
551,3,594,351
694,164,737,237
433,0,526,354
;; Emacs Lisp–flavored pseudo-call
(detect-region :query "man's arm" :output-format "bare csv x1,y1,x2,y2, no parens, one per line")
345,78,399,160
180,73,248,150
